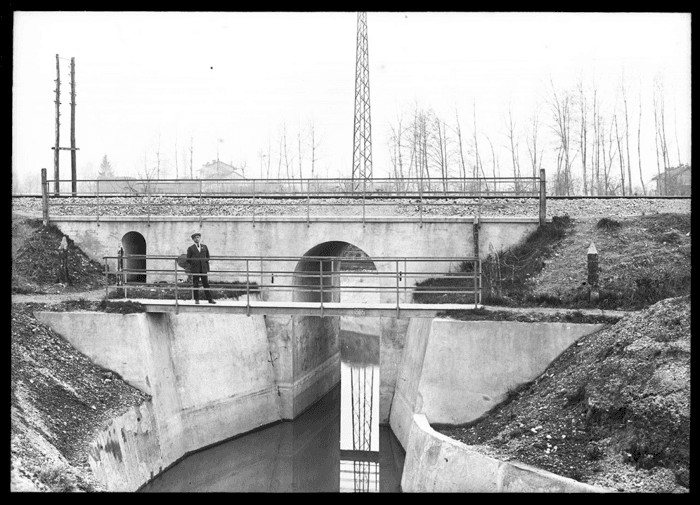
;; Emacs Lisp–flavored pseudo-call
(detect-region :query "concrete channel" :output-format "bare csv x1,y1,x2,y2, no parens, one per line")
33,305,617,492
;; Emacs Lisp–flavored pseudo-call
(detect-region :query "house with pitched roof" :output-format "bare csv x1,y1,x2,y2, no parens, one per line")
198,160,245,180
650,164,691,196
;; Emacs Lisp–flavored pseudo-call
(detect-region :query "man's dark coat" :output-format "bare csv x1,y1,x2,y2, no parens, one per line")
187,243,211,274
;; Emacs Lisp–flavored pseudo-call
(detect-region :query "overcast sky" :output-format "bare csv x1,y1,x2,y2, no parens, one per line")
12,11,691,190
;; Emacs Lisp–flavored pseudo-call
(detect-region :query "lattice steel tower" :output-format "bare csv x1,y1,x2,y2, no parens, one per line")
352,12,373,191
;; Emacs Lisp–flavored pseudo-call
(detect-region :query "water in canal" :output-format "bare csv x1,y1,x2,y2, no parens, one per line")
139,339,405,492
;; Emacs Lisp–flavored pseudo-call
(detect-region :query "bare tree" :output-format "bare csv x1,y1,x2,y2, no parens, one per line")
388,120,404,181
525,104,544,182
188,134,194,179
575,78,589,195
428,114,450,193
472,100,481,180
637,83,646,195
591,83,601,195
546,79,573,195
152,133,163,179
453,108,468,182
601,115,619,194
406,104,431,187
672,84,682,166
482,134,495,179
620,73,633,195
614,113,626,195
174,134,179,179
503,101,522,193
655,75,672,193
280,123,292,181
297,124,304,181
652,81,664,195
307,119,321,180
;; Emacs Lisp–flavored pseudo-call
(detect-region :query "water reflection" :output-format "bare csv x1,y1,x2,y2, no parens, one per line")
139,362,403,492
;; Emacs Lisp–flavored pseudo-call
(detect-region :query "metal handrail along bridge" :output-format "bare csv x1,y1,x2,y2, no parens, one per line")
103,254,482,318
39,172,548,226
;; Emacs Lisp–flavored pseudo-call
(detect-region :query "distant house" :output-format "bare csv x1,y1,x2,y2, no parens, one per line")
649,164,691,196
198,160,245,180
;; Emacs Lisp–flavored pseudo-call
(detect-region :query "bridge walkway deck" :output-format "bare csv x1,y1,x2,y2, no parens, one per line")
131,298,480,318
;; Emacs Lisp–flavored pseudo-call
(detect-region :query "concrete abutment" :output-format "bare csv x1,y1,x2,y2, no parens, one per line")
34,310,611,492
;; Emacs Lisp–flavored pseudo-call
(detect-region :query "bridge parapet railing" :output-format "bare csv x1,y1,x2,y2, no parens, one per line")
102,254,482,316
40,171,546,226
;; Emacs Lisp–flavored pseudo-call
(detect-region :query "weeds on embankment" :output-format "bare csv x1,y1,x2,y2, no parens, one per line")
414,213,690,311
105,280,260,301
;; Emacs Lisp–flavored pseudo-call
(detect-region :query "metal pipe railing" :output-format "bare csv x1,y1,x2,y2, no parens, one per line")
40,173,546,224
101,254,482,309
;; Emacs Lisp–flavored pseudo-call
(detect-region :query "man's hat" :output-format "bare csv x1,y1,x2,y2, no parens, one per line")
191,232,201,239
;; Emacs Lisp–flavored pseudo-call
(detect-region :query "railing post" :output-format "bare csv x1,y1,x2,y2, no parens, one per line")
260,258,264,299
246,259,251,316
252,180,256,228
478,259,482,305
146,180,151,227
174,258,179,315
96,178,100,226
199,179,203,228
473,258,478,307
306,178,310,227
41,168,50,226
104,257,109,300
419,185,423,228
396,260,400,318
539,168,547,227
319,259,324,318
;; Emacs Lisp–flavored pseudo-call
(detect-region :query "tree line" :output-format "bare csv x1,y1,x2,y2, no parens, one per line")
384,72,688,196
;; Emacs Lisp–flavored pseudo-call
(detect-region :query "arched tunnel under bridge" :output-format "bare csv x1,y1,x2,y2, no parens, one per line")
293,241,379,304
121,231,147,283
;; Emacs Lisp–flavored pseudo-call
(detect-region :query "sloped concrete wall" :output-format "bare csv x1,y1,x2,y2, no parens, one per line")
389,319,606,448
34,312,152,393
36,311,284,491
401,414,613,493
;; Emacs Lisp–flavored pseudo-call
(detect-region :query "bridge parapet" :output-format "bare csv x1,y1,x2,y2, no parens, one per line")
37,172,547,226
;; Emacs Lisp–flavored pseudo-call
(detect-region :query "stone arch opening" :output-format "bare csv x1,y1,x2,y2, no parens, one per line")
121,231,147,283
293,242,376,303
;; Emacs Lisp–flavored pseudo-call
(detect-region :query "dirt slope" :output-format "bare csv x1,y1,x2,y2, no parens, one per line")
11,303,150,492
436,295,690,492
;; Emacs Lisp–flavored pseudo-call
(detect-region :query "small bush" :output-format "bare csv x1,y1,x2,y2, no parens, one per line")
626,438,667,470
60,298,94,311
586,443,604,461
656,231,681,244
566,384,587,407
37,464,76,492
596,217,622,231
98,299,145,314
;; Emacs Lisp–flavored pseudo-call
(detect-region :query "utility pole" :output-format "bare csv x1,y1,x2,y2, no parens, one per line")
51,55,79,196
53,54,61,195
351,12,372,191
70,57,77,196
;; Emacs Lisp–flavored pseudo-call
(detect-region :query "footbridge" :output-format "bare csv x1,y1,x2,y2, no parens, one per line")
103,254,482,318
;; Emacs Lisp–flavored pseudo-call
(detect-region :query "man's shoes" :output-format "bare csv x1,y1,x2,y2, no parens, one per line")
195,300,200,304
208,300,217,304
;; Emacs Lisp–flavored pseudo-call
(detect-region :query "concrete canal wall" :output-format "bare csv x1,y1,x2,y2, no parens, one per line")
400,414,613,492
389,318,611,492
35,309,611,492
34,310,339,491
